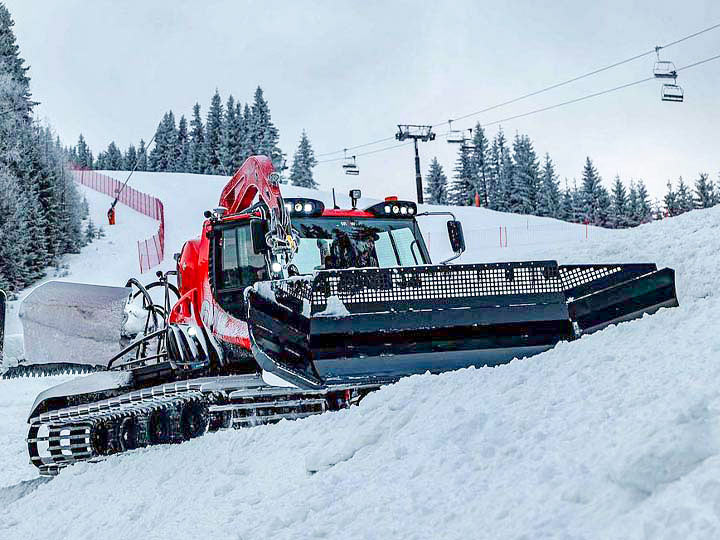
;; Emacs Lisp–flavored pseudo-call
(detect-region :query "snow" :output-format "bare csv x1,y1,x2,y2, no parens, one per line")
315,295,351,317
2,170,719,539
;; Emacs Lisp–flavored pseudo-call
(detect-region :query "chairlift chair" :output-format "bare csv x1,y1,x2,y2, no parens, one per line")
342,152,359,175
653,60,677,79
446,120,464,144
653,47,677,79
661,83,684,103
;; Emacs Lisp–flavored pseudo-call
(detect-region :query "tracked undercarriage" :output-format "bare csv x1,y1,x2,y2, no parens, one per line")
28,374,372,476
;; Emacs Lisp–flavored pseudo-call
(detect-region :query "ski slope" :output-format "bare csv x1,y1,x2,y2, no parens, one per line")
2,171,719,539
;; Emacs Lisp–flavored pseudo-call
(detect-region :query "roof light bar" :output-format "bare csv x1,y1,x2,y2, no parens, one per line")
283,198,325,217
365,200,417,218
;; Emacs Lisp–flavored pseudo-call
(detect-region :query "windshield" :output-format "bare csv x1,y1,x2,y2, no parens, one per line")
290,217,428,274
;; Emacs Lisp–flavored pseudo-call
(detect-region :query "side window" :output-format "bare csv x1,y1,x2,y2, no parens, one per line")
219,226,268,290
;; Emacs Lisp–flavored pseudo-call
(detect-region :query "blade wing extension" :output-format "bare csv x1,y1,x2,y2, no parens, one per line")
560,264,678,334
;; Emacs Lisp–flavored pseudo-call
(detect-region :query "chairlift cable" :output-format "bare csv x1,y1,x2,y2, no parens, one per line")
315,22,720,159
316,51,720,165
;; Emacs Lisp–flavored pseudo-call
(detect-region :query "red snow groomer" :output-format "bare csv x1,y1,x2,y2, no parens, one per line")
25,156,678,475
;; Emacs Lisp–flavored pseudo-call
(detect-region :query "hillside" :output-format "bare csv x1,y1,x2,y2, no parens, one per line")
2,171,718,539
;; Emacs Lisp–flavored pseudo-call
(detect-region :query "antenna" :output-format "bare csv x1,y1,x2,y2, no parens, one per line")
332,188,339,209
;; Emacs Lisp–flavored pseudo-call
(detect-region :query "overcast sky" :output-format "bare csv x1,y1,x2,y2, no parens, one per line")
6,0,720,201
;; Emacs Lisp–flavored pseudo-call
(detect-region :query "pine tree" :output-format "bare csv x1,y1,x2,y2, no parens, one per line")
289,130,318,188
188,103,207,173
136,139,148,171
537,153,560,218
489,129,512,212
610,175,628,228
176,115,189,172
634,180,652,224
221,95,241,174
693,173,716,209
664,180,678,217
626,180,639,226
248,87,282,170
676,177,693,213
204,90,224,174
579,157,609,226
0,4,33,122
425,157,448,205
470,124,491,207
559,179,574,221
449,144,475,206
510,133,540,214
125,144,137,170
105,141,123,170
84,218,97,243
75,134,93,168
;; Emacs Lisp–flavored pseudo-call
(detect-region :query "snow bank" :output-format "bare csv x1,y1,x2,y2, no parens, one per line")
3,172,720,539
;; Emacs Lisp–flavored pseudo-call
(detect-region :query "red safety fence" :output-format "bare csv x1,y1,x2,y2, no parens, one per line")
72,169,165,274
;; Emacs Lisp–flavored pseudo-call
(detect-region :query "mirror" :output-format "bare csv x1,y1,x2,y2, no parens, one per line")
251,220,269,254
447,220,465,254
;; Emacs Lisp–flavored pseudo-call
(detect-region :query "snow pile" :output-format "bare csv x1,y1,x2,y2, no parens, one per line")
3,172,720,538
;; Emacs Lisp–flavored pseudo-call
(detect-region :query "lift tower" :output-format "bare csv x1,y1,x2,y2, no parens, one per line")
395,125,435,204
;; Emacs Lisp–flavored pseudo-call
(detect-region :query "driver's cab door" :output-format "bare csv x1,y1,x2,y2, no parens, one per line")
213,222,269,319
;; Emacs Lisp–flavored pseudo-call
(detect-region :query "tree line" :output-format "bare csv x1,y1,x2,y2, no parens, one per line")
0,4,86,292
425,122,719,228
70,87,291,178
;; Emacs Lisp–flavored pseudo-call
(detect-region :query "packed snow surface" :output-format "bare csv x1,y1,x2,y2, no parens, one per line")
2,171,719,539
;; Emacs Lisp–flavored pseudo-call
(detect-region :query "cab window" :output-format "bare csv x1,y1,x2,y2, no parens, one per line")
218,225,268,290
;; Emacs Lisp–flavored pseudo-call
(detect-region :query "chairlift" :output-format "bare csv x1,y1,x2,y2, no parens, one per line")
446,120,464,144
661,83,684,103
460,128,475,151
653,47,677,79
342,151,359,175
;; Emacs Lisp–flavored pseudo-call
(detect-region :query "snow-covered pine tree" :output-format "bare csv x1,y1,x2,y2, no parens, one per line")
233,102,247,166
626,180,639,226
489,129,512,212
148,115,165,171
105,141,124,170
241,103,252,162
84,217,97,243
248,87,282,170
449,144,476,206
579,157,610,226
188,103,207,173
675,177,693,214
136,139,148,171
510,133,540,215
425,157,448,205
610,175,628,228
125,144,137,170
162,111,178,171
470,123,490,207
537,153,560,218
663,180,678,217
634,180,652,224
559,179,574,222
75,134,93,168
176,115,189,172
0,171,30,289
693,173,716,209
289,130,317,188
204,91,224,174
221,95,241,174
